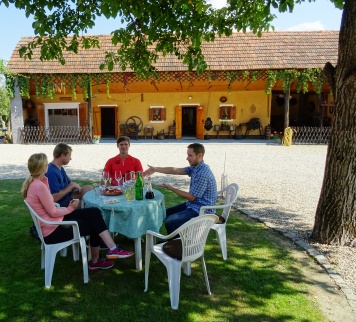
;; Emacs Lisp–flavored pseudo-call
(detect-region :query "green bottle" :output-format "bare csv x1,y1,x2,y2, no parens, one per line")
135,171,143,200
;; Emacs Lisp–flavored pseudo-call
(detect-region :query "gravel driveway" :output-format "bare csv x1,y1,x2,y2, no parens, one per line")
1,139,355,299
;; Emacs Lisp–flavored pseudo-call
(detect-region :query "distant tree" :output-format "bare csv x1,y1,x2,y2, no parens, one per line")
0,60,10,126
0,0,354,245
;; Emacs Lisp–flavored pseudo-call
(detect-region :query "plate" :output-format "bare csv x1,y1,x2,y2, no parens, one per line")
103,188,123,196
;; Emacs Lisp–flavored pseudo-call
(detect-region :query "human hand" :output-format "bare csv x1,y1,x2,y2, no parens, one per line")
143,165,156,177
157,183,172,190
70,182,81,190
70,199,80,209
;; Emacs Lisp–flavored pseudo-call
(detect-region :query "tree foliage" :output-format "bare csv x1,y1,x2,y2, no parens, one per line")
0,0,344,77
0,60,11,120
0,0,282,77
0,0,345,77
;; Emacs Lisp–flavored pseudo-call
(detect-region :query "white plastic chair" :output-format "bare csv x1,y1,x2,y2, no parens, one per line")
199,183,239,260
144,214,218,310
24,200,89,288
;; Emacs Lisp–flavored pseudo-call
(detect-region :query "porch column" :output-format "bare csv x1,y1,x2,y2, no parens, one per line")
87,84,93,135
284,89,290,130
10,78,24,144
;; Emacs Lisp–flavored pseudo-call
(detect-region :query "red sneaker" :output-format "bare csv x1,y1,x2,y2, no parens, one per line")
107,247,134,259
89,258,115,270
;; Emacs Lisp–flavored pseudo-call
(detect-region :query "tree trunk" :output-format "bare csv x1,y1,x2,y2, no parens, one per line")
311,0,356,246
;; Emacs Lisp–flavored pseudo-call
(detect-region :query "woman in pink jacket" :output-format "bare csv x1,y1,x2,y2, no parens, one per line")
22,153,133,271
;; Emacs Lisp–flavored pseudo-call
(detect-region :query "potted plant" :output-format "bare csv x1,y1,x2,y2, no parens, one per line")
157,130,165,140
3,133,12,144
270,131,283,144
222,111,230,119
92,134,101,144
221,122,229,131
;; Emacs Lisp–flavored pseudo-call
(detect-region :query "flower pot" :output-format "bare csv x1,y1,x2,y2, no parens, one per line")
214,125,220,131
234,125,243,140
274,138,282,145
92,140,100,144
229,125,235,131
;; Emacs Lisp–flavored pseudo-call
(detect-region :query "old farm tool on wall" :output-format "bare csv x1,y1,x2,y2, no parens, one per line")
242,118,263,137
123,116,143,140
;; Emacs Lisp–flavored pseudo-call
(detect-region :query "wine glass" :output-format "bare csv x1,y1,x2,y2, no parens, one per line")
130,171,136,182
102,171,110,188
114,171,122,187
125,171,135,183
98,174,105,199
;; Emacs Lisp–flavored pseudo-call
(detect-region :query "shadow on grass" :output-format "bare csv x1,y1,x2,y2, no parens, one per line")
0,179,327,321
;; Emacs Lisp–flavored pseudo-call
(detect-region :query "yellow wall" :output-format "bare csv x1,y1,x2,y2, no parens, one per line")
31,90,273,136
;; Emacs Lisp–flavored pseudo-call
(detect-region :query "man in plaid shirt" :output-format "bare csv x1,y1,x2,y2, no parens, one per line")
144,143,217,234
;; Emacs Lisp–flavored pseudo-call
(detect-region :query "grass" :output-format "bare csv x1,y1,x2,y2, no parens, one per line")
0,179,326,321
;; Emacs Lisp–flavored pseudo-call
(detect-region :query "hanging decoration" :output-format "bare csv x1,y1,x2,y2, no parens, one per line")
204,117,213,131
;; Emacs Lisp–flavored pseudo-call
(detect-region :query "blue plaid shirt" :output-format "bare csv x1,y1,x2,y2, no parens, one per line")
184,161,217,214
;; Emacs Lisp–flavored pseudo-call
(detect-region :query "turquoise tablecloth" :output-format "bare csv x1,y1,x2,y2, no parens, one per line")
82,189,166,238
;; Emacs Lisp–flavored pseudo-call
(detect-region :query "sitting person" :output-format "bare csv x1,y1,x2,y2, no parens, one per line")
104,136,143,185
46,143,93,207
22,153,133,270
143,143,217,234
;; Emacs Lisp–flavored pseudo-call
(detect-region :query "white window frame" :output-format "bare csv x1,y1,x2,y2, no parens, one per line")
219,104,234,122
150,106,164,123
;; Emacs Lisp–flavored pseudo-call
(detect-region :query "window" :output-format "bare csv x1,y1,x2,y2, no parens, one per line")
149,106,166,122
219,105,236,121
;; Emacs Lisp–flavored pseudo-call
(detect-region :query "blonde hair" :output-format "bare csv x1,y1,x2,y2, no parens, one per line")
21,153,48,198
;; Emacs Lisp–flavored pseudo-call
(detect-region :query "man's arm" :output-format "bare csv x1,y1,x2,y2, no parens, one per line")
143,165,186,176
159,183,196,202
52,182,80,202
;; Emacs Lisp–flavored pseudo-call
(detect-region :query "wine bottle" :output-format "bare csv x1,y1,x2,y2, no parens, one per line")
135,171,143,200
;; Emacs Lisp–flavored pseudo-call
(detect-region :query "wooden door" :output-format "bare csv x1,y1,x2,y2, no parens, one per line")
196,106,204,140
79,103,88,127
175,105,182,139
37,104,45,127
115,106,120,138
93,107,101,135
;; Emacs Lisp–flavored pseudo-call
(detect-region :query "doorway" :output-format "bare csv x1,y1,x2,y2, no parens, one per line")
101,108,116,138
182,106,197,137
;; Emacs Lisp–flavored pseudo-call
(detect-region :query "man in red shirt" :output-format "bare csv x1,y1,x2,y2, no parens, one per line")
104,136,143,185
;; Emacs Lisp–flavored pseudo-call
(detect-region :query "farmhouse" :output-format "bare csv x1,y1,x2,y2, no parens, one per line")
7,31,338,143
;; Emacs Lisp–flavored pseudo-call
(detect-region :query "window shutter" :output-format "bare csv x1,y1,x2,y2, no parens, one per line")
149,109,154,120
161,108,166,121
231,106,236,119
219,106,224,119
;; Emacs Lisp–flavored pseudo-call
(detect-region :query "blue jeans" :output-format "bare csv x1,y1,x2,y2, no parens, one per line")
165,203,198,234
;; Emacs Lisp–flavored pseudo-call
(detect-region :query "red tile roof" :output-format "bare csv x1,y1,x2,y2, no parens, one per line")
7,31,339,74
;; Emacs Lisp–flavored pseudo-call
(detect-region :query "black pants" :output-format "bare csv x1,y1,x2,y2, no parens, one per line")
43,207,107,247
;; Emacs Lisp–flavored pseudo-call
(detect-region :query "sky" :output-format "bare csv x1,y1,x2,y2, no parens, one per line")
0,0,342,62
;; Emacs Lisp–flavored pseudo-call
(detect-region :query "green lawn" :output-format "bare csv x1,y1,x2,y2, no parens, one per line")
0,179,326,321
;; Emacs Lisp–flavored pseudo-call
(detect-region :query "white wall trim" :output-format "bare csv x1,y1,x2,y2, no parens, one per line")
44,102,80,127
179,103,200,106
98,104,118,107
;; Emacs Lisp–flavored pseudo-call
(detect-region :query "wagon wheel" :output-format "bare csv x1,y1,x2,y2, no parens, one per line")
125,116,143,133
